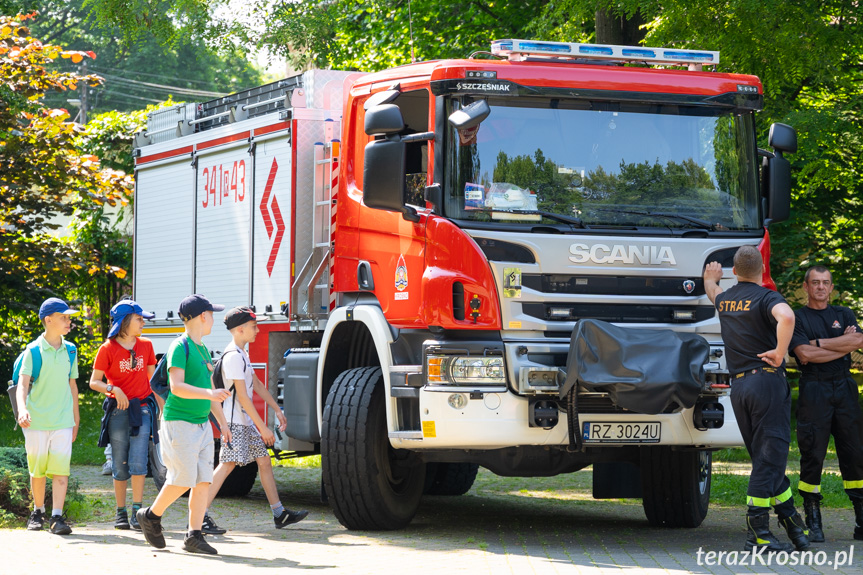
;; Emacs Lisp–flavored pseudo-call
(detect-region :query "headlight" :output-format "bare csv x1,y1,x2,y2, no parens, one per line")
426,355,505,386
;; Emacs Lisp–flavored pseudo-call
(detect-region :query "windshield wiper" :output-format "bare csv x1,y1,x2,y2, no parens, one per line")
509,210,585,228
593,208,715,231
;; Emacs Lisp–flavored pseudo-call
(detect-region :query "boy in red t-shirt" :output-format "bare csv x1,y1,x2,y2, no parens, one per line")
90,299,160,530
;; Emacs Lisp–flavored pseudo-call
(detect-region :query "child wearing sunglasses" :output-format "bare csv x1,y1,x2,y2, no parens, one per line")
90,299,160,530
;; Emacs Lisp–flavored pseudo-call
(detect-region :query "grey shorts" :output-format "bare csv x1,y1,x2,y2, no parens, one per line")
160,419,214,488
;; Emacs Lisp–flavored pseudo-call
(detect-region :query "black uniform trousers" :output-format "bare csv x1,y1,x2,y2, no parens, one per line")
731,368,794,510
797,372,863,500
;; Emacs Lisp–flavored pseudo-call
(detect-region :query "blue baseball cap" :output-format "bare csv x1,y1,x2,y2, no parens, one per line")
39,297,79,320
178,294,225,322
108,299,155,338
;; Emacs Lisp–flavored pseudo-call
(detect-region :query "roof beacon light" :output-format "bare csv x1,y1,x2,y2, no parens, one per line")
491,39,719,68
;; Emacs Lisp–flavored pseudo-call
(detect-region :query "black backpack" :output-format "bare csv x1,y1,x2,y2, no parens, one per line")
149,337,189,400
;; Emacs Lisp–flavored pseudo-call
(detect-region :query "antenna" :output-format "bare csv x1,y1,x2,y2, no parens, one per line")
408,0,416,63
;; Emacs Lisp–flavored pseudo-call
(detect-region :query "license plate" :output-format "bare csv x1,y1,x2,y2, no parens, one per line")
582,422,661,443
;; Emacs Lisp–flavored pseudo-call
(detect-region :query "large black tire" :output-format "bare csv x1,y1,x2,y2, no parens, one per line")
424,462,479,496
640,447,711,528
321,366,426,530
214,441,259,497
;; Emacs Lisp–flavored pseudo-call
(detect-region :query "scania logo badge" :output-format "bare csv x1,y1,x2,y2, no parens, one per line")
683,280,696,294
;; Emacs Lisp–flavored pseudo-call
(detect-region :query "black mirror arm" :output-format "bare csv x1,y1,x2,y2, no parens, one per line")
402,131,435,143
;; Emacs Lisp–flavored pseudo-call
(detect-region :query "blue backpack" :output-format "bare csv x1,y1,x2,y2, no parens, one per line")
7,340,77,424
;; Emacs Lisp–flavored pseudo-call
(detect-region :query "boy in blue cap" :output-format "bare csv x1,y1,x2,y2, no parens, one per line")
137,294,232,555
16,297,80,535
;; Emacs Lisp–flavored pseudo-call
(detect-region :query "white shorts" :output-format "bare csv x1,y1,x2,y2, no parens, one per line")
23,428,73,478
160,419,214,488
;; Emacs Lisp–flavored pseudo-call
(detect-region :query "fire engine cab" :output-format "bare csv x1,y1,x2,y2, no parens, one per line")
133,39,796,529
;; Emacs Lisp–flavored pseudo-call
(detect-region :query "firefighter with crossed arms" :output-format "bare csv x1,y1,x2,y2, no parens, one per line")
704,246,809,552
789,265,863,542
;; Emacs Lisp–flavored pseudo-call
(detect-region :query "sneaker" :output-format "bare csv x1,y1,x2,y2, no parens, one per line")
201,514,227,535
183,531,218,555
49,514,72,535
136,507,166,549
274,509,309,529
130,508,141,530
114,508,130,530
101,460,113,475
26,510,45,531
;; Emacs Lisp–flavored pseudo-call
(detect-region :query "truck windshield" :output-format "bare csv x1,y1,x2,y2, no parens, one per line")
444,98,760,231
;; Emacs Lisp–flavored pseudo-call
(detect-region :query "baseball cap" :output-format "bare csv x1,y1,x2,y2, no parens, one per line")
39,297,79,320
108,299,155,338
224,306,268,330
178,294,225,322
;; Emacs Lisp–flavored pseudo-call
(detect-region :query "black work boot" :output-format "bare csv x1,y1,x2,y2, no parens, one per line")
853,497,863,541
778,511,811,550
803,495,825,543
744,510,794,552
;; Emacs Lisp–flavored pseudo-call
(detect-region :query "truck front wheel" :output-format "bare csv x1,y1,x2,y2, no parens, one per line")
321,366,426,530
640,447,711,528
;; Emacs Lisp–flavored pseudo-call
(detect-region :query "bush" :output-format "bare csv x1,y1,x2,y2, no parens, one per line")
0,447,30,526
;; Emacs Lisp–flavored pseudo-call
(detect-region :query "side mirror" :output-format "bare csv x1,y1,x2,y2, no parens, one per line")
363,138,420,221
765,123,796,224
448,99,490,130
769,123,797,154
365,104,405,136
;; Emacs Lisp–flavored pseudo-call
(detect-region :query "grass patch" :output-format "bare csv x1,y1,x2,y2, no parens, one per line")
272,453,321,468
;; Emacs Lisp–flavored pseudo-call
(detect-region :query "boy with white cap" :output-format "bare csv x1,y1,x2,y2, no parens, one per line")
17,297,80,535
136,294,232,555
203,306,308,534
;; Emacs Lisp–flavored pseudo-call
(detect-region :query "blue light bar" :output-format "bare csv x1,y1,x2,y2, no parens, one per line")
490,39,719,67
579,46,614,56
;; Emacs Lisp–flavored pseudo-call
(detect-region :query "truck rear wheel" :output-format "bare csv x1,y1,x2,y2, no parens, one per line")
424,462,479,496
322,366,426,530
640,447,710,527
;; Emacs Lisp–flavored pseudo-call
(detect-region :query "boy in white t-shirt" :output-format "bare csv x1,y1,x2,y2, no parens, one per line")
204,306,308,532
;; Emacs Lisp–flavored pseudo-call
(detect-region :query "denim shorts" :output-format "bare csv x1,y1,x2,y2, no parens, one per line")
108,405,151,481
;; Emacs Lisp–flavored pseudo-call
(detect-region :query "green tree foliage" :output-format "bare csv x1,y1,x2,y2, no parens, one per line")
6,1,261,113
86,0,547,71
0,13,131,377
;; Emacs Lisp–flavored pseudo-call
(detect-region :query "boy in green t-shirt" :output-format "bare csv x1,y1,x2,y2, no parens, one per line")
137,294,232,555
17,298,80,536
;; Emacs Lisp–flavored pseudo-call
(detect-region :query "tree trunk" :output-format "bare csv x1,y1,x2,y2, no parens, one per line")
595,7,646,45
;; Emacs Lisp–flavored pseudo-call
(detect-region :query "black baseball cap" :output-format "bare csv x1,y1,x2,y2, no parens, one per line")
224,306,268,330
178,294,225,322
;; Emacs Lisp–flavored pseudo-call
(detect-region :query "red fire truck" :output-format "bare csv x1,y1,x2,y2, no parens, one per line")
133,39,795,529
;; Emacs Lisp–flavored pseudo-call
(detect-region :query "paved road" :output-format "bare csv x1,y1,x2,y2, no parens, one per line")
2,464,860,574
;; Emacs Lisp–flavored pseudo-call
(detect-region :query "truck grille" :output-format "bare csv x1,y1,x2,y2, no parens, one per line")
522,274,705,296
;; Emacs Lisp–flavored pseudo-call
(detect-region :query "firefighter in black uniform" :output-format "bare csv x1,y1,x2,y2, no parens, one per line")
789,265,863,542
704,246,809,552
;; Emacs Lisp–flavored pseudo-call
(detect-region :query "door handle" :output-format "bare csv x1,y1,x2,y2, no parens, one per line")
357,261,375,291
